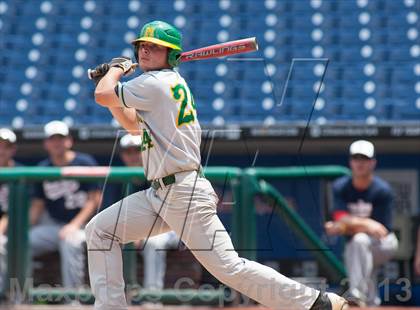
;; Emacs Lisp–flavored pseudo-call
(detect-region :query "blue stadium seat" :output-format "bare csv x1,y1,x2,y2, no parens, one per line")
371,48,389,62
372,99,394,120
342,67,368,81
322,48,341,62
387,28,410,44
392,84,416,99
189,83,214,101
338,30,364,45
375,84,391,98
246,1,269,13
339,15,360,28
388,47,412,61
370,31,387,45
241,99,272,119
340,101,370,121
0,0,418,126
340,47,364,62
291,1,314,12
392,67,415,83
239,83,264,100
289,100,316,119
392,101,420,120
0,113,14,126
384,1,408,12
323,85,342,99
341,83,365,99
337,1,358,11
317,1,339,12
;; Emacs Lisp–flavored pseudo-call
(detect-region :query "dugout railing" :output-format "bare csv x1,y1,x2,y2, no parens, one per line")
1,166,239,305
0,165,348,304
238,166,350,283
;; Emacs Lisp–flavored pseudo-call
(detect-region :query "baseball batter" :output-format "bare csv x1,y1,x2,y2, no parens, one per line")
86,21,348,310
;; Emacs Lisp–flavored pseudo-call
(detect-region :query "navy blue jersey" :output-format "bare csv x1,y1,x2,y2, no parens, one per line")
0,162,24,217
33,153,100,223
332,175,394,231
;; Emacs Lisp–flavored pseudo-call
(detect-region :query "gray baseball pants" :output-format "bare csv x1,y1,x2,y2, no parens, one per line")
29,214,86,288
142,231,179,290
86,171,319,310
344,232,398,306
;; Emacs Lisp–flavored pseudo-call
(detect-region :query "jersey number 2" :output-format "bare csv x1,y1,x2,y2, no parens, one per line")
171,84,196,127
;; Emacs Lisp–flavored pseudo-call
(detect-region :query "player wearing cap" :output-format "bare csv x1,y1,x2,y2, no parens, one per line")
29,121,101,288
87,20,348,310
325,140,398,306
0,128,21,291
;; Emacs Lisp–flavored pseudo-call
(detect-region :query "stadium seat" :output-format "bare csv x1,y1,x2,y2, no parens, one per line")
392,100,420,120
0,0,418,127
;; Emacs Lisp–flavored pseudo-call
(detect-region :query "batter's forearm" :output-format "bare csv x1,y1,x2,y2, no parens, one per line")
95,67,124,107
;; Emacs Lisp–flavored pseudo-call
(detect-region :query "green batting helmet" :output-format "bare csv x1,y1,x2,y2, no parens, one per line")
132,21,182,67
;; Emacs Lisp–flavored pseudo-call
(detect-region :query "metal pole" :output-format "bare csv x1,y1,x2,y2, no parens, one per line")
238,172,257,260
6,181,30,303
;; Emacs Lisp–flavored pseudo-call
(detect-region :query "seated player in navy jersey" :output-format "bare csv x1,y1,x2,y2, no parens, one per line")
0,128,20,291
325,140,398,307
30,121,101,288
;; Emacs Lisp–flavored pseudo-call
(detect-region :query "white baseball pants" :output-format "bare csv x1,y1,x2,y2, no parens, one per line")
142,231,179,290
30,213,86,288
86,171,319,310
344,232,398,306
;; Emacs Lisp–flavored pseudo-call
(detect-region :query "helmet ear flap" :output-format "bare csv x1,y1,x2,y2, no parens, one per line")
168,49,181,67
132,45,181,68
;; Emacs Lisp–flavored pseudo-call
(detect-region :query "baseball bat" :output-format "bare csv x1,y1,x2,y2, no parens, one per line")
179,37,258,62
87,37,258,80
